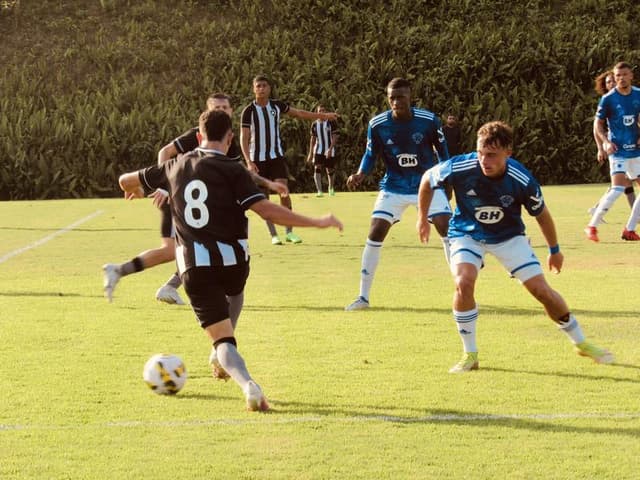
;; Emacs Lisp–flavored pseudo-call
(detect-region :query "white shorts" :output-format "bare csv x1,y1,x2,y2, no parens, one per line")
609,155,640,179
449,235,543,283
371,189,451,224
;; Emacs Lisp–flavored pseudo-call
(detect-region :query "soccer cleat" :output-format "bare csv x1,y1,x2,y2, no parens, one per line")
102,263,121,303
285,232,302,244
345,296,370,311
316,192,324,197
271,236,283,245
329,188,335,196
155,285,186,305
584,226,599,243
621,228,640,241
208,348,230,381
244,381,270,412
575,342,614,365
449,352,479,373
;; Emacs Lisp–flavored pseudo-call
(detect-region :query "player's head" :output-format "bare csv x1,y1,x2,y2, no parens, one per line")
252,75,272,100
199,109,233,150
476,121,513,178
594,70,614,96
446,114,458,126
206,92,233,117
613,61,633,91
316,104,326,113
386,77,411,120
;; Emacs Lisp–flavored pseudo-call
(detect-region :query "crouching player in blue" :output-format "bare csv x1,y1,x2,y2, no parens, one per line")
417,121,614,373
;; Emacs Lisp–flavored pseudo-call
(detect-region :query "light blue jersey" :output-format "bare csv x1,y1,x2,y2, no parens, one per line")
596,86,640,159
359,107,448,194
427,153,544,243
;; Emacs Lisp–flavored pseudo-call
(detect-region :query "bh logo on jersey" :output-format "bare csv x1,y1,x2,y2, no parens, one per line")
397,153,418,167
474,206,504,224
623,115,635,126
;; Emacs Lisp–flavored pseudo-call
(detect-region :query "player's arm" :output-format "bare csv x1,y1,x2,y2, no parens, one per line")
417,171,435,244
594,117,615,155
534,206,563,274
158,142,179,165
240,125,257,173
119,171,145,200
249,171,289,197
433,118,450,161
327,129,338,158
250,199,343,231
593,119,606,164
307,134,316,163
347,124,375,189
287,107,338,122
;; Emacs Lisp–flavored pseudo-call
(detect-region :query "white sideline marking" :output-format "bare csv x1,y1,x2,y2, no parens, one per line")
2,412,639,431
0,210,104,265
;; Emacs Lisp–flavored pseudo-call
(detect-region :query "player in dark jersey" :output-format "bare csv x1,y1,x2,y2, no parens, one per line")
103,93,287,304
241,74,339,245
306,104,339,197
118,109,342,411
418,120,613,372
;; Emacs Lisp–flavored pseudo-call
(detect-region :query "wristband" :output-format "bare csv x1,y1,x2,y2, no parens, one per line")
549,245,560,254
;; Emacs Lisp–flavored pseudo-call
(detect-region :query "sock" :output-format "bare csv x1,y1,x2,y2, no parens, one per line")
118,256,144,276
453,307,478,353
328,173,334,191
314,172,323,193
215,340,252,388
625,195,640,232
227,292,244,330
557,313,585,345
441,237,451,265
589,186,624,227
266,221,278,237
164,272,181,289
359,239,383,301
625,186,636,208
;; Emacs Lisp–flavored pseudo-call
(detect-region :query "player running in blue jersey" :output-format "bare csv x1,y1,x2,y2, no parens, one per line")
417,121,614,372
345,77,451,311
586,61,640,242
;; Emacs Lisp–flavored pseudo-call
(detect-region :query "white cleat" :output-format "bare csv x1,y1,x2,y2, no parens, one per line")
102,264,121,303
345,296,370,311
155,285,185,305
244,381,270,412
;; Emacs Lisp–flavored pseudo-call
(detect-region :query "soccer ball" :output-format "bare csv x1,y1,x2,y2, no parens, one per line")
142,353,187,395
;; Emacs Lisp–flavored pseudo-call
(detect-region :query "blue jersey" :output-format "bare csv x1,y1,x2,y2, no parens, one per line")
426,153,545,243
596,87,640,159
359,107,448,194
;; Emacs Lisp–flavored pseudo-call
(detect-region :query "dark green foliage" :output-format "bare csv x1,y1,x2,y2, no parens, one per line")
1,0,639,199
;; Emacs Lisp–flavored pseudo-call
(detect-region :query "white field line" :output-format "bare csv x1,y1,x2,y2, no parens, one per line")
0,210,104,265
2,412,639,431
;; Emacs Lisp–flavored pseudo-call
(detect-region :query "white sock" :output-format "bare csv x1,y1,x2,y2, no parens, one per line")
557,313,585,345
441,237,451,265
625,195,640,231
589,186,624,227
314,172,323,193
359,239,383,301
454,307,478,353
216,341,252,387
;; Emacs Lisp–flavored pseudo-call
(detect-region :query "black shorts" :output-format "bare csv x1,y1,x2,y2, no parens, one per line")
314,154,337,170
182,263,250,329
160,202,174,238
256,156,288,181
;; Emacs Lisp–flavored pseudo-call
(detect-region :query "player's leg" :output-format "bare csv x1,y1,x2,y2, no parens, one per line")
426,188,453,264
624,175,636,208
255,160,281,244
448,237,483,373
313,154,325,196
325,155,336,196
345,192,405,310
154,205,185,304
585,160,628,241
621,159,640,240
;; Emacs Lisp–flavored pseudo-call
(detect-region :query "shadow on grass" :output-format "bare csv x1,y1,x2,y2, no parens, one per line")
482,365,640,383
0,291,83,297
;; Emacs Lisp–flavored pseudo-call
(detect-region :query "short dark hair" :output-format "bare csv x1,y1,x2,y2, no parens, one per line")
206,92,232,109
613,61,633,72
477,121,513,150
253,74,271,85
387,77,411,91
199,109,232,142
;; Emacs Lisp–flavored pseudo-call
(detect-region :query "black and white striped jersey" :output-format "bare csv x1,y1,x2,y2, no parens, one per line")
240,100,290,162
138,148,266,274
310,119,338,156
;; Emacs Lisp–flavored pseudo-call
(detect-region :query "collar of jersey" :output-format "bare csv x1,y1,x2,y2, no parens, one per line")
196,147,226,156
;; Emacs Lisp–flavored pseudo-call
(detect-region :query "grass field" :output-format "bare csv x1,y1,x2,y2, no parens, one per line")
0,185,638,479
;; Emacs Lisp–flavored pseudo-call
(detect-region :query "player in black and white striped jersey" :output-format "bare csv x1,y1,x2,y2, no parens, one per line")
119,109,343,411
241,75,339,245
307,104,339,197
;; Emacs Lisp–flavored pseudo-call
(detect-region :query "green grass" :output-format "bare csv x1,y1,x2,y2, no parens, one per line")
0,186,638,479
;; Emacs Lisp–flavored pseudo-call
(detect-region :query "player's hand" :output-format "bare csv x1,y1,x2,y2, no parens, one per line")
324,112,339,121
148,188,170,208
602,141,617,155
268,180,289,198
547,251,563,274
416,216,431,244
346,172,364,190
124,186,145,200
317,213,343,232
247,161,258,173
596,149,607,165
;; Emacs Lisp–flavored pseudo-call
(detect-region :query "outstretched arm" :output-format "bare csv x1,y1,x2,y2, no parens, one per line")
535,206,563,274
250,199,343,231
287,107,338,122
119,172,145,200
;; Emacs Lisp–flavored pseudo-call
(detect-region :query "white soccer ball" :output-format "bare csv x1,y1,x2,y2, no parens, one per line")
142,353,187,395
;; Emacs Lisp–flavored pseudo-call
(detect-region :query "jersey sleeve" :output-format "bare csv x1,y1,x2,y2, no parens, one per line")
595,96,608,120
358,121,378,174
310,122,317,137
173,127,199,154
432,116,449,161
240,105,252,129
426,159,453,189
274,100,290,114
522,177,545,217
138,163,169,192
233,164,267,210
